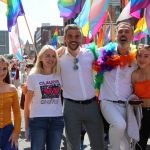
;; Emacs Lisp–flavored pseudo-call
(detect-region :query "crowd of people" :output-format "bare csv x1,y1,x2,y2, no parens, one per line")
0,22,150,150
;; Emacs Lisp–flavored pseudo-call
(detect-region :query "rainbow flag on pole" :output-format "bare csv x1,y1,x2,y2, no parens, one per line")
133,17,149,41
51,26,58,48
7,0,25,31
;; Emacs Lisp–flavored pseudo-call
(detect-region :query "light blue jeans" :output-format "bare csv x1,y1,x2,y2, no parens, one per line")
29,116,64,150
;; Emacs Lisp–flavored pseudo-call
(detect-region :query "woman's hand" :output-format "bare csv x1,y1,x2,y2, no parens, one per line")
22,83,27,95
8,131,19,149
128,94,143,105
25,128,30,141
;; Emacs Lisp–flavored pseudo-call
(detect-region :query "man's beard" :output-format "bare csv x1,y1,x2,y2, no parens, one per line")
67,42,80,51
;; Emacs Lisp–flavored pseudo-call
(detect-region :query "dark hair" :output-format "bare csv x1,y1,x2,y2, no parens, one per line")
0,55,10,84
64,24,82,36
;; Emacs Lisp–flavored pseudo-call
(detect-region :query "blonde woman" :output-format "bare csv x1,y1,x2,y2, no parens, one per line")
24,45,64,150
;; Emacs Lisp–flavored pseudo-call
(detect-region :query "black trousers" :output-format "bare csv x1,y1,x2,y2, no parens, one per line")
136,108,150,150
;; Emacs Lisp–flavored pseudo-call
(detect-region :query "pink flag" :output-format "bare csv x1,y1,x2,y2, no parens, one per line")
10,25,23,61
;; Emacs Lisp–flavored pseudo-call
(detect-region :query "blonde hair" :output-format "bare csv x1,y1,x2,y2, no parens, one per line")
31,45,60,75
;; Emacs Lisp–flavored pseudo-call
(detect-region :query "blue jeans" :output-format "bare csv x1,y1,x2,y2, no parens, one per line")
29,116,64,150
0,124,18,150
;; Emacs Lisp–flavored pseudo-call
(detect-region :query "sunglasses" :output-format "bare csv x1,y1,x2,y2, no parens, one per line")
138,44,150,50
73,58,79,70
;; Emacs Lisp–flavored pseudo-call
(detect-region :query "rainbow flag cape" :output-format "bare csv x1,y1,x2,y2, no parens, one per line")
51,26,58,48
74,0,110,40
7,0,25,31
133,17,149,41
58,0,81,19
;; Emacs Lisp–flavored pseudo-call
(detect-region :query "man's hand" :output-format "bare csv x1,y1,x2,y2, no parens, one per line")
57,46,66,57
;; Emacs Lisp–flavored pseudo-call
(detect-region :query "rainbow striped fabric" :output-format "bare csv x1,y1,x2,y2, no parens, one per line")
58,0,81,19
51,26,58,48
7,0,25,31
133,17,149,41
74,0,110,40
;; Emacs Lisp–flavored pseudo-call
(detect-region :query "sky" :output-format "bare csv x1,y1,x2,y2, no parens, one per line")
0,0,63,43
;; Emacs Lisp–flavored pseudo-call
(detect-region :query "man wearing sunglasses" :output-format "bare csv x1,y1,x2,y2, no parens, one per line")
58,24,104,150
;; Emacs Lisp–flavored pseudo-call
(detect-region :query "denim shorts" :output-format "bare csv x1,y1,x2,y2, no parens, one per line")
0,124,18,150
29,116,64,150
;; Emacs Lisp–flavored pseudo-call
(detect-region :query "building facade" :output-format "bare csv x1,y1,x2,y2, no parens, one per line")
34,24,63,52
0,31,9,55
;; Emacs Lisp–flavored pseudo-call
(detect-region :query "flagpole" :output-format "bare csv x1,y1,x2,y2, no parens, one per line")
23,15,37,56
108,11,113,42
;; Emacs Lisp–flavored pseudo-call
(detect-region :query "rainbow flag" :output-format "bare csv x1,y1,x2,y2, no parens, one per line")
74,0,91,37
130,0,150,13
58,0,81,19
7,0,25,31
51,26,58,48
146,3,150,34
133,17,149,41
74,0,110,40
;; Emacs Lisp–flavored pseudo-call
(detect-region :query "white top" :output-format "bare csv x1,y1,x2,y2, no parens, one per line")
27,74,63,118
59,47,96,100
99,63,137,101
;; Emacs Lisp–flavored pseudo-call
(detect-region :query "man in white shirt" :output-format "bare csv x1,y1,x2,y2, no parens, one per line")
100,22,137,150
59,24,104,150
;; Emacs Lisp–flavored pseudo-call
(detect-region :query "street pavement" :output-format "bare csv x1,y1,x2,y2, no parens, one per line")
17,87,150,150
19,108,150,150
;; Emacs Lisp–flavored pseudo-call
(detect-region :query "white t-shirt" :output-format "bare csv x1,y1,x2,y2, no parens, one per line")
27,73,63,118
